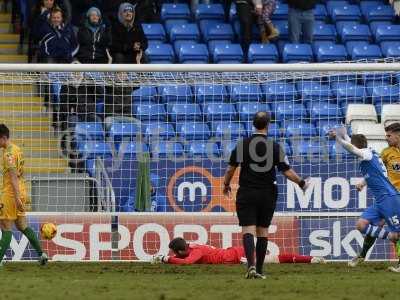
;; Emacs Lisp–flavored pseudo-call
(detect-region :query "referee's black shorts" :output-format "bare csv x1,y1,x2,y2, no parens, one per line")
235,186,278,228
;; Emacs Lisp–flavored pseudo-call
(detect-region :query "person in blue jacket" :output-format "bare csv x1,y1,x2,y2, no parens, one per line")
38,7,78,63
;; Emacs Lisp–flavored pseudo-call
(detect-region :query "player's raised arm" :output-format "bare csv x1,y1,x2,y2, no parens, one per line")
328,128,372,160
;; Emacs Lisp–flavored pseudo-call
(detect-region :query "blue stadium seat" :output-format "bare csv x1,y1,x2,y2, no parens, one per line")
142,23,166,42
186,141,220,157
145,44,175,63
285,121,317,137
109,123,141,145
151,141,184,158
313,22,337,41
339,23,371,42
132,86,157,102
195,4,225,21
201,22,234,42
161,3,191,21
274,21,289,40
330,4,361,22
142,122,176,140
194,84,228,102
121,142,149,159
78,142,112,159
314,4,328,21
381,41,400,57
174,40,196,53
370,21,392,36
375,24,400,43
273,103,308,121
307,102,343,119
316,120,339,136
263,82,298,101
169,23,200,42
345,41,369,54
237,103,271,120
368,84,400,104
178,43,209,63
272,2,288,20
247,44,279,63
75,122,104,141
159,85,193,103
296,81,333,101
203,103,237,121
229,83,263,102
294,140,322,159
213,44,244,63
315,43,347,62
361,72,393,84
208,40,232,53
167,103,202,121
326,1,350,15
331,82,367,103
282,44,313,63
165,19,189,35
362,4,394,23
176,122,211,140
211,121,246,139
351,44,382,60
132,103,167,121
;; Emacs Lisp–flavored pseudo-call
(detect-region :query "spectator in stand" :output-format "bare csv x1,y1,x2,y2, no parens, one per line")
37,7,78,63
235,0,257,56
135,0,161,23
287,0,316,44
29,0,71,62
255,0,279,43
75,7,112,64
110,3,148,64
102,0,136,24
69,0,102,30
104,72,137,117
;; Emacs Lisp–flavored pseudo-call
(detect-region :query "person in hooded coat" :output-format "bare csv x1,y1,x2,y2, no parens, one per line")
110,3,148,64
75,7,112,64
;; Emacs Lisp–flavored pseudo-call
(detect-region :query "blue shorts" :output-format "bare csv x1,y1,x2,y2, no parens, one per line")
376,194,400,232
361,205,383,226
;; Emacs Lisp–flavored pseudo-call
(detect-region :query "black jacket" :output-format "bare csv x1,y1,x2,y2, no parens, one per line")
76,22,111,63
105,85,137,116
287,0,317,11
110,21,148,58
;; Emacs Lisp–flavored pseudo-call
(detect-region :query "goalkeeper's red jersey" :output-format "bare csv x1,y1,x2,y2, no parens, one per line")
167,244,243,265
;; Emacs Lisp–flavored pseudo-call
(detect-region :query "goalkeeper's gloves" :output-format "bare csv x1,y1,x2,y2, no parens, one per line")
151,255,169,264
299,177,311,191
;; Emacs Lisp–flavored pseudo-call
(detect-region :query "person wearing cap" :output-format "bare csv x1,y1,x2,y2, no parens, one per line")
110,2,148,64
75,7,112,64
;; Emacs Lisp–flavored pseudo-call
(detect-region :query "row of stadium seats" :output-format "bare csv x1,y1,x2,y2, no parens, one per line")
130,81,400,104
160,2,394,24
145,40,400,63
144,21,400,45
73,103,400,143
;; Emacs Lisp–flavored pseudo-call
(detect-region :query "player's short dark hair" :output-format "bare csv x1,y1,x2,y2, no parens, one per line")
385,122,400,133
168,237,188,252
253,111,271,130
0,124,10,139
351,134,368,149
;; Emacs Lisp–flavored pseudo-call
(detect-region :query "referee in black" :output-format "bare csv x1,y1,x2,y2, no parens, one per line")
223,112,309,279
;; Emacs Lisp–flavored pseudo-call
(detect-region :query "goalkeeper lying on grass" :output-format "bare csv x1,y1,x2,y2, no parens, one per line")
151,237,325,265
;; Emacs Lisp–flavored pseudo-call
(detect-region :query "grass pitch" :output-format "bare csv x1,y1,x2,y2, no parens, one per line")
0,262,397,300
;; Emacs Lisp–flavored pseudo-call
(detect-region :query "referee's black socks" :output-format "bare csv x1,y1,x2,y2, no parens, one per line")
256,237,268,275
243,233,255,268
